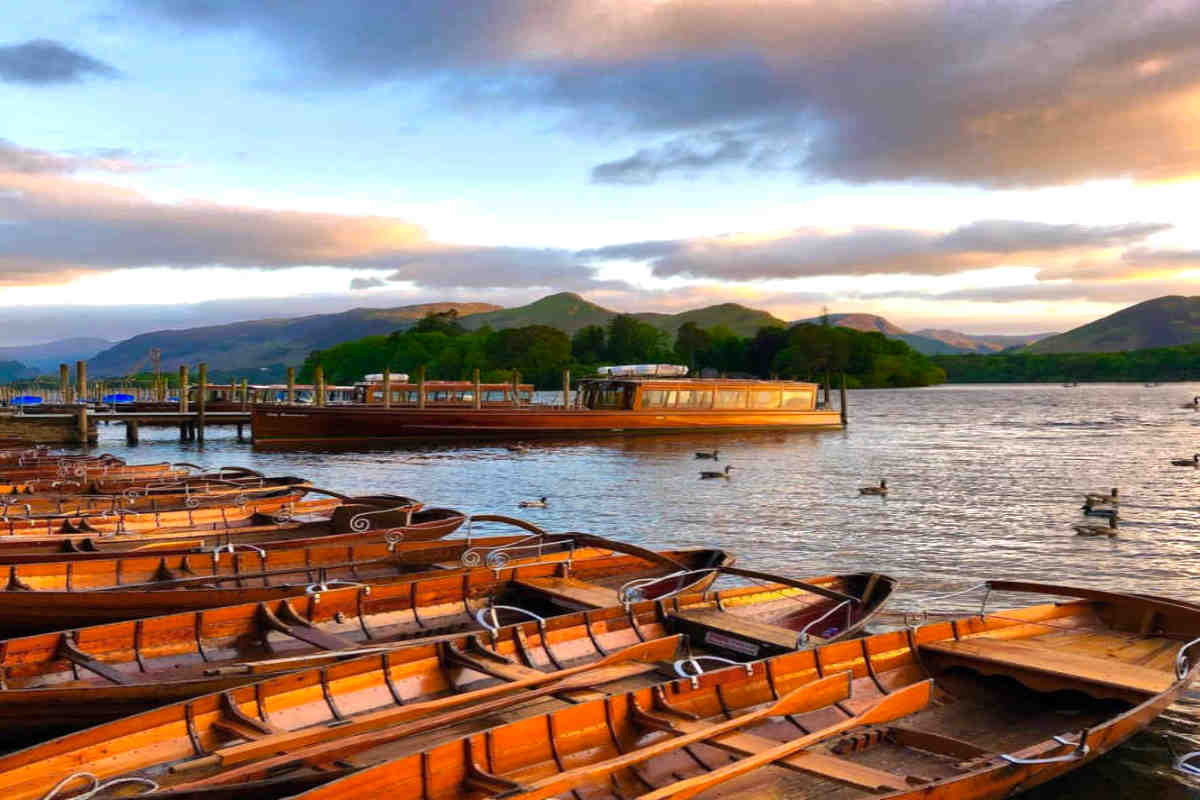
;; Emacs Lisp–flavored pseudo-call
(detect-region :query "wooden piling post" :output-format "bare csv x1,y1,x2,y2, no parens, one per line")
126,420,139,445
473,368,482,410
58,364,69,404
178,366,189,414
77,406,89,446
314,365,325,407
382,368,391,408
240,378,249,411
196,363,207,442
512,371,520,408
840,373,848,426
562,369,570,409
75,361,87,404
286,367,295,405
417,365,426,409
236,423,245,442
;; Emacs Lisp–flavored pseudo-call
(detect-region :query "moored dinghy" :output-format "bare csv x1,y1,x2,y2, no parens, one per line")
0,568,894,788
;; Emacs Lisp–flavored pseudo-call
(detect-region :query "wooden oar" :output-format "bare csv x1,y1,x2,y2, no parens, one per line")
634,680,934,800
502,671,855,800
168,635,682,784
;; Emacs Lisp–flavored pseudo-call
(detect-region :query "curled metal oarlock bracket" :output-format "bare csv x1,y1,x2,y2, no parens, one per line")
796,598,857,646
673,655,752,689
1175,750,1200,777
385,530,406,551
903,582,992,629
1176,636,1200,680
306,579,365,594
618,568,719,607
460,533,576,570
209,543,265,557
348,505,412,533
1001,733,1090,765
475,604,545,634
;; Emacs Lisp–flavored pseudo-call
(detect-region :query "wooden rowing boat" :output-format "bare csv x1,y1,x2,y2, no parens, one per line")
0,476,311,517
0,488,311,535
0,566,887,753
279,580,1200,800
4,580,1185,800
0,494,434,558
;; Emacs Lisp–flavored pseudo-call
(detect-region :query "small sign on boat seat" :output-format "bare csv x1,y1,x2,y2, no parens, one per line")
670,608,811,657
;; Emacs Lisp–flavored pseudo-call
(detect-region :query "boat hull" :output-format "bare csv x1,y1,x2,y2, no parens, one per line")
252,406,844,443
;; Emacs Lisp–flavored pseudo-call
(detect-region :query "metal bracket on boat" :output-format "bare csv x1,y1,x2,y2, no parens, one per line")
904,583,991,629
1175,750,1200,777
306,578,365,594
210,543,266,559
796,598,857,646
40,772,158,800
673,655,752,689
348,505,413,532
1176,636,1200,680
460,533,576,570
618,568,717,608
1000,732,1090,765
475,604,546,634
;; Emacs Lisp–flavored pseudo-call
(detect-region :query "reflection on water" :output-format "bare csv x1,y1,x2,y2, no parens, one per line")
86,383,1200,797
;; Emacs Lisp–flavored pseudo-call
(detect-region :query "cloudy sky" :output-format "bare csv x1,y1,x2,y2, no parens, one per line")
2,0,1200,345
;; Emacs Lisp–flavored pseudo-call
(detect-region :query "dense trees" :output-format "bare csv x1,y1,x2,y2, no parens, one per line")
302,311,945,389
934,344,1200,383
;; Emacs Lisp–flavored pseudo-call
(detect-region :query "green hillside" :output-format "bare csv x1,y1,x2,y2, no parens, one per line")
87,302,500,380
458,293,786,338
1029,295,1200,354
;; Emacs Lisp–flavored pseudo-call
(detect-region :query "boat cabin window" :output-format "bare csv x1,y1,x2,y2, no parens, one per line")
586,382,631,410
714,389,746,409
749,390,781,409
640,390,673,408
675,389,713,409
520,390,533,402
780,390,812,410
484,390,506,402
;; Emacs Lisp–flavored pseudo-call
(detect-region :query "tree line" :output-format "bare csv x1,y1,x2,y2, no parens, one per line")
300,310,946,388
934,344,1200,383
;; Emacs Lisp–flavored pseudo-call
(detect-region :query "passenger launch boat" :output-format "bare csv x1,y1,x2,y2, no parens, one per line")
252,365,844,443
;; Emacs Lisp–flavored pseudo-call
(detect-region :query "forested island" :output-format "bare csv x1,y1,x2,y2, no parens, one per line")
934,343,1200,382
300,311,946,389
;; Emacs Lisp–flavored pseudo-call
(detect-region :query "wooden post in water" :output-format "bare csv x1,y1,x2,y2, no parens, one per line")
314,365,325,407
417,365,426,409
512,371,520,408
824,371,832,409
76,406,89,446
178,366,189,413
75,361,87,404
196,362,207,442
286,367,295,405
840,373,848,426
240,378,249,411
562,369,570,409
58,364,69,404
472,368,482,410
382,368,391,408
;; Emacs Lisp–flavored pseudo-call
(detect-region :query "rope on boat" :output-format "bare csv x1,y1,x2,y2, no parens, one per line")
41,773,157,799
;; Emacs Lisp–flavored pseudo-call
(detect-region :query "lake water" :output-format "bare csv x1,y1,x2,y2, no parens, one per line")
83,382,1200,797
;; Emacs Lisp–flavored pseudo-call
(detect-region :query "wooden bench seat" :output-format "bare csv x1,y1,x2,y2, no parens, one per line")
512,576,621,610
670,608,812,658
921,636,1176,697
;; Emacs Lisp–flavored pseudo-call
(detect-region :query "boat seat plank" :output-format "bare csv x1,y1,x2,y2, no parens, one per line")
921,637,1175,695
671,608,805,654
513,576,621,609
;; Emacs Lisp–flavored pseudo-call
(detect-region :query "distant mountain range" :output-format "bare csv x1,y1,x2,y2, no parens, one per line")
1028,295,1200,354
71,290,1194,379
797,313,1055,355
0,337,111,372
87,303,500,378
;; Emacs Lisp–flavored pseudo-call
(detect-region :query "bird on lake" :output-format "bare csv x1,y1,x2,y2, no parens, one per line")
700,466,734,479
1083,488,1119,506
694,450,719,460
859,479,888,496
505,443,529,453
1184,396,1200,409
518,496,548,508
1074,517,1117,537
1170,454,1200,466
